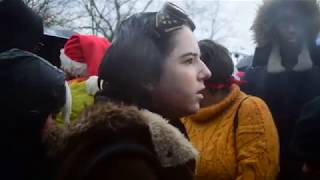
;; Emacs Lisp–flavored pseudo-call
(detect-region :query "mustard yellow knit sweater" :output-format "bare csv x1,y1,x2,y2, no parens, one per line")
182,85,279,180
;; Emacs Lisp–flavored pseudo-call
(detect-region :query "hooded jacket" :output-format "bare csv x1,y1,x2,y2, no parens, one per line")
242,0,320,131
242,0,320,179
0,49,66,180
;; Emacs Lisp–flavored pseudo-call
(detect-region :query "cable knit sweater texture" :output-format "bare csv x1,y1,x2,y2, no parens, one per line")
182,85,279,180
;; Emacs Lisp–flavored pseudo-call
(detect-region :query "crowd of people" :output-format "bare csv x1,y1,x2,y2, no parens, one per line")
1,0,320,180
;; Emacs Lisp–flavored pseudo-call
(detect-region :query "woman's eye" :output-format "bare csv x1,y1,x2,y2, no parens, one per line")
184,58,194,64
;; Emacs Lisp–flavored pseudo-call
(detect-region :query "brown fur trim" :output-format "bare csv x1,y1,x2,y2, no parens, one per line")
252,0,320,47
141,110,198,167
46,102,197,167
45,102,145,157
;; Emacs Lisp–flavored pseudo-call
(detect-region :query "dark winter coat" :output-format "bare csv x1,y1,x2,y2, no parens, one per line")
242,46,320,180
0,49,66,180
243,1,320,179
292,96,320,165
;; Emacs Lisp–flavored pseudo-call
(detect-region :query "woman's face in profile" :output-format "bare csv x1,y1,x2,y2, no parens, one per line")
150,26,211,119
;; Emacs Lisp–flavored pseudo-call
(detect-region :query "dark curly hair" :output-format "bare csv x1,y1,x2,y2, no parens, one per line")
252,0,320,47
199,39,234,85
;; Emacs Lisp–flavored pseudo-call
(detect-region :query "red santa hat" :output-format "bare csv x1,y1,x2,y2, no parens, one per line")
60,34,110,77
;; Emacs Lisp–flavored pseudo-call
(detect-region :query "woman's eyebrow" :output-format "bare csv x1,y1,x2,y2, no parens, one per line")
179,52,198,58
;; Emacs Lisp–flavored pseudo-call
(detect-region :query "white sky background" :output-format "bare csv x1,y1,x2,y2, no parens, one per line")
148,0,263,55
71,0,263,55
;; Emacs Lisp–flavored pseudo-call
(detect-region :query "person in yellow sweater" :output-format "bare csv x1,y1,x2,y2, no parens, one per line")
182,39,279,180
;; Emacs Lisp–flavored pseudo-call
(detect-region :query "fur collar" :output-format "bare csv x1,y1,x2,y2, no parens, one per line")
267,44,313,73
46,102,197,167
252,0,320,47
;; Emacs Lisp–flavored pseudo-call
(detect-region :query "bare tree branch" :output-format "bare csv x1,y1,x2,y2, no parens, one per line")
79,0,156,40
142,0,154,12
209,0,220,39
23,0,76,27
90,0,115,38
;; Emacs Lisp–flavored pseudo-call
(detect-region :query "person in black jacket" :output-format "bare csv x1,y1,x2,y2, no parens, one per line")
242,0,320,179
292,96,320,180
0,49,66,180
0,0,67,179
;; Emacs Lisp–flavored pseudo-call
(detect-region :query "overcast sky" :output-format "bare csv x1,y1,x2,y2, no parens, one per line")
207,0,262,54
153,0,263,54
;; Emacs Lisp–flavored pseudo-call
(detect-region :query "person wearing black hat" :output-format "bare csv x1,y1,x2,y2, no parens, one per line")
0,0,68,179
37,27,76,67
292,96,320,180
0,0,43,53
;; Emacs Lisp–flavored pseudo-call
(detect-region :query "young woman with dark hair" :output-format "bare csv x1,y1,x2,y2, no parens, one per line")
51,2,210,180
96,2,211,134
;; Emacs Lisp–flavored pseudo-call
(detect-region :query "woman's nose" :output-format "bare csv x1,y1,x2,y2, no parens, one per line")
199,60,212,81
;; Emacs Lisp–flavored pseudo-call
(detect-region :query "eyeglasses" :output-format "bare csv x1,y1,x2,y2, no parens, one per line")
154,2,195,38
116,2,195,41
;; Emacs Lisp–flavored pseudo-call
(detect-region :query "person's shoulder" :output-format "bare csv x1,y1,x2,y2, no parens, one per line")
0,48,34,62
1,48,39,60
237,93,274,133
238,93,271,116
252,45,272,67
241,94,268,109
0,48,62,72
310,44,320,67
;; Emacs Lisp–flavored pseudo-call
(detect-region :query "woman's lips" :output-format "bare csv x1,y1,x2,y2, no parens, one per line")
197,93,204,100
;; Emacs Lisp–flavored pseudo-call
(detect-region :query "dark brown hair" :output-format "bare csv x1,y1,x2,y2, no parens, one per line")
97,11,195,109
199,39,234,85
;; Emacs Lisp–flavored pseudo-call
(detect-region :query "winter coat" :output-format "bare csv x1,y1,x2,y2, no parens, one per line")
242,46,320,180
0,48,66,180
292,96,320,165
182,85,279,180
94,91,190,138
245,1,320,179
47,101,198,180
